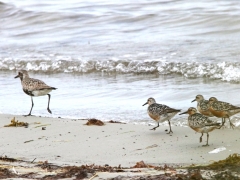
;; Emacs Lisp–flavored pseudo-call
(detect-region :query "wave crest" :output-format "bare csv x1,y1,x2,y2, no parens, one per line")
1,58,240,82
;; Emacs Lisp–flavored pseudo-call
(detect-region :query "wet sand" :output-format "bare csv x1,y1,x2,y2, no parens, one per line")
0,114,239,179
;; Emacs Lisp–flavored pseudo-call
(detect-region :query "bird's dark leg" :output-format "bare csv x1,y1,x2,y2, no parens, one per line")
47,94,52,114
150,122,159,130
199,133,203,143
25,96,34,116
202,133,209,146
218,118,226,129
227,117,235,129
166,120,173,134
222,118,225,126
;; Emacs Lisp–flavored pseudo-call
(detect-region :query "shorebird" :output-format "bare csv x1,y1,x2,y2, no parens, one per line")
180,107,221,146
208,97,239,129
142,97,181,133
15,70,57,116
191,95,214,117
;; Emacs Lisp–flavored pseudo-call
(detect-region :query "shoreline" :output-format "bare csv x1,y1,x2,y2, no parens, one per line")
1,113,239,166
0,113,239,179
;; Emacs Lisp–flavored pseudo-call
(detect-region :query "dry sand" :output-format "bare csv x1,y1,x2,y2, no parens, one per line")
0,114,239,179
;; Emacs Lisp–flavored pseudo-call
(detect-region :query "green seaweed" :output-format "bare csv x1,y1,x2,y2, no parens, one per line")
185,154,240,179
187,153,240,172
206,153,240,171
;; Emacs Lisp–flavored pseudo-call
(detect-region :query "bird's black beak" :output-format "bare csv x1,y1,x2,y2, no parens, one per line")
142,102,148,106
14,74,19,78
191,99,196,103
179,111,188,115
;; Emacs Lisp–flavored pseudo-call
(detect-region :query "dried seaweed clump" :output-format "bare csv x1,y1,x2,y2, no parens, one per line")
185,153,240,180
0,156,18,162
207,153,240,171
132,161,155,168
85,119,104,126
4,117,28,127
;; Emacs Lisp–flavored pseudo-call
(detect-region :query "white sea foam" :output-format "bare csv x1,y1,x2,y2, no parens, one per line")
2,58,240,82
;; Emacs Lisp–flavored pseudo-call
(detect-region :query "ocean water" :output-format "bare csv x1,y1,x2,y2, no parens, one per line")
1,0,240,127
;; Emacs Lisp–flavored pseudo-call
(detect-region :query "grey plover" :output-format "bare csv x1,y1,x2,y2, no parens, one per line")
208,97,239,129
191,94,214,117
15,70,57,116
180,107,221,146
143,97,181,133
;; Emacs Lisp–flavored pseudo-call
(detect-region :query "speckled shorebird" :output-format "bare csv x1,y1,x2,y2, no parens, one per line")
191,94,214,117
208,97,239,129
180,107,221,146
15,70,57,116
142,97,181,133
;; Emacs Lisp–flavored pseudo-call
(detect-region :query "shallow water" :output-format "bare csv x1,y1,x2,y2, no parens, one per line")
1,71,240,128
1,0,240,127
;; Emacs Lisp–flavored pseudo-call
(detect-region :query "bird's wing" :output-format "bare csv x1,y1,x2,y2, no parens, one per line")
211,101,232,111
22,78,52,91
199,100,210,111
189,113,217,128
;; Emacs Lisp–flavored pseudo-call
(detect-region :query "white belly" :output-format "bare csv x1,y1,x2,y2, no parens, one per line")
158,112,178,123
32,89,52,96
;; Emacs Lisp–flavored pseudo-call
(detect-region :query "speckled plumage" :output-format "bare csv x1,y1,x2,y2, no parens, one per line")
15,70,57,116
180,107,221,146
192,95,214,117
208,97,238,129
143,97,181,133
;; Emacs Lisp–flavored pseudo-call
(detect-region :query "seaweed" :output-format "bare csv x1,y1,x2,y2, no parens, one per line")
0,155,239,179
85,118,105,126
132,161,155,168
187,153,240,172
0,156,19,162
185,153,240,180
4,117,28,127
206,153,240,171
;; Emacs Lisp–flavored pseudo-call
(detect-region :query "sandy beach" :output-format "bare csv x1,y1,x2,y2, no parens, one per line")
0,113,239,179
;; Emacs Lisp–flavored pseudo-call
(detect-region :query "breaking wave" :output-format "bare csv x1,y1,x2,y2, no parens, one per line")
1,58,240,82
